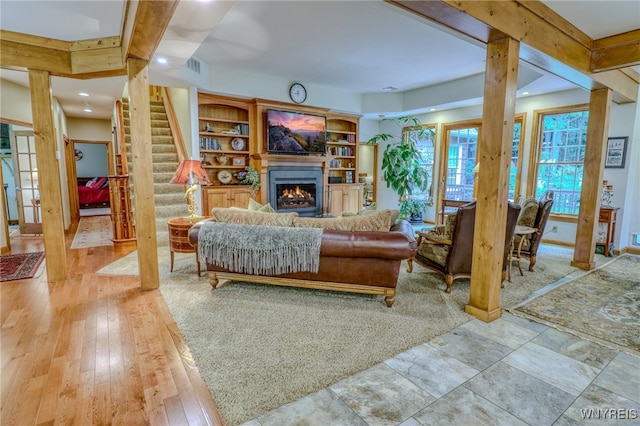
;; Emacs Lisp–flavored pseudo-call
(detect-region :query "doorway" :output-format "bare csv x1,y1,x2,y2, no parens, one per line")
11,131,42,234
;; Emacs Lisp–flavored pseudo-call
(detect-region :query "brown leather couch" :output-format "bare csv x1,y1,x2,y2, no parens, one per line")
189,219,417,307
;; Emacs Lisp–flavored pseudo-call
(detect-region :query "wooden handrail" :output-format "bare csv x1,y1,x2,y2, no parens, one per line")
115,99,128,174
161,86,187,162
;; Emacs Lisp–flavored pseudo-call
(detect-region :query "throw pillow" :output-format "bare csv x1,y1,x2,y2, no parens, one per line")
212,208,297,227
292,209,391,232
518,197,539,228
248,198,276,213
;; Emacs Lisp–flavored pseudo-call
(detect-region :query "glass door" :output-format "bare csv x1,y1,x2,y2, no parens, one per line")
12,131,41,234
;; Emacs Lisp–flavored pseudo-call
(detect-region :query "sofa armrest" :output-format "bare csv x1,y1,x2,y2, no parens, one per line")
188,218,216,246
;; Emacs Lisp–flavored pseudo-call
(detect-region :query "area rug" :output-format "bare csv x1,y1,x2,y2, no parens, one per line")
510,254,640,353
98,244,581,425
0,252,45,282
71,215,113,249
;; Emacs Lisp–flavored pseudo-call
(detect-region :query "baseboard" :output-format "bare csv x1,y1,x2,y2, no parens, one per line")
541,238,574,248
618,246,640,255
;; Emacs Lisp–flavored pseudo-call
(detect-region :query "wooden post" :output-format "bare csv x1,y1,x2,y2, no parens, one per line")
465,37,519,322
571,88,612,270
28,69,68,282
127,58,159,290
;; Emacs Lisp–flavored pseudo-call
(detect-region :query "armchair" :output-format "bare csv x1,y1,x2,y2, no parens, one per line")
410,201,520,293
514,190,554,271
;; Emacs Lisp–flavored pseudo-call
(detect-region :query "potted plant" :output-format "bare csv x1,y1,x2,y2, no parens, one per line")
400,198,427,223
235,166,261,197
368,116,433,219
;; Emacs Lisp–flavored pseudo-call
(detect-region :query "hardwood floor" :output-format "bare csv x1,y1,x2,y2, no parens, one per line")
1,223,224,425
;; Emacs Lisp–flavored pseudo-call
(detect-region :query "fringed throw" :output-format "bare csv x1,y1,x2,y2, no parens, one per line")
198,222,323,275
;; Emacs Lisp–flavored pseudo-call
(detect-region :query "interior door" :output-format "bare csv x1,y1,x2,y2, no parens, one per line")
12,131,42,234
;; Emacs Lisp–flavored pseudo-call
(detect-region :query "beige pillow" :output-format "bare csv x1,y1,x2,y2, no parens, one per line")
211,208,297,227
293,209,391,232
248,198,276,213
518,197,539,228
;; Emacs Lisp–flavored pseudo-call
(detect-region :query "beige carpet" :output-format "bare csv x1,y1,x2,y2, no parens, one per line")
510,254,640,354
71,216,113,249
98,245,582,425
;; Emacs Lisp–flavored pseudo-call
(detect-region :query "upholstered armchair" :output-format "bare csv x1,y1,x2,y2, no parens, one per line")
514,190,554,271
410,201,520,293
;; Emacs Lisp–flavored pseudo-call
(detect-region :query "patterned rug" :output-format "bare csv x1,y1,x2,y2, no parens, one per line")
0,252,45,282
71,216,114,249
510,254,640,353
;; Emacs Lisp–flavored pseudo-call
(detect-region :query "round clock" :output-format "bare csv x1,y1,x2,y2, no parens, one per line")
231,137,246,151
217,170,232,185
289,83,307,104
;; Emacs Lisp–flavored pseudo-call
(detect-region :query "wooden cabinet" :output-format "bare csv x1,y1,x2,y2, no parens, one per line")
202,186,252,214
198,93,252,186
596,206,620,257
327,115,358,184
328,184,363,216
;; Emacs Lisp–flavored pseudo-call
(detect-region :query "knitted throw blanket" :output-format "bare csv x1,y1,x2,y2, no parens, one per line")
198,222,323,275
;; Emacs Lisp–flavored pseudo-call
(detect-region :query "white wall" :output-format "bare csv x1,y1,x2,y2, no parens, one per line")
167,87,193,159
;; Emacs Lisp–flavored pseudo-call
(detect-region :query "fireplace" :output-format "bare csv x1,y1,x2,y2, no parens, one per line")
268,166,323,216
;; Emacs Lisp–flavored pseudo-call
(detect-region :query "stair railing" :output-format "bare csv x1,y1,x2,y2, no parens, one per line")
108,98,136,243
160,86,187,162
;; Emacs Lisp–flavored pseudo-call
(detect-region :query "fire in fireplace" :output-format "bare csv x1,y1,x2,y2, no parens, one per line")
268,166,323,216
277,184,316,210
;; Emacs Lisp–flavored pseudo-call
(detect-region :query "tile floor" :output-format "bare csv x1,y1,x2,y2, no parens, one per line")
241,291,639,426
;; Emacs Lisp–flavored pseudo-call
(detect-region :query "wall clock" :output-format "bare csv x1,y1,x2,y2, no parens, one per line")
217,170,232,184
289,83,307,104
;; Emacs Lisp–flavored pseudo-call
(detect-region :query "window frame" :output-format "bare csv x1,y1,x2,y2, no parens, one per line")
527,104,589,221
401,123,437,205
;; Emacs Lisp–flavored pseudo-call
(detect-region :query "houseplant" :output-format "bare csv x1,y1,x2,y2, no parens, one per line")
368,116,433,219
235,166,261,197
399,198,428,223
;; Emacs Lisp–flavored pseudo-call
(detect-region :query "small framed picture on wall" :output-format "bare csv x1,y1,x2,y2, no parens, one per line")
232,157,246,166
604,136,628,168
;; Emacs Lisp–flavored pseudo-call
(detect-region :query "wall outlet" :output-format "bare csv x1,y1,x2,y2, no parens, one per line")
551,226,558,233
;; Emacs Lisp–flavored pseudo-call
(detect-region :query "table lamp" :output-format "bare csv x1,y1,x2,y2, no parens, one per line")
169,159,212,222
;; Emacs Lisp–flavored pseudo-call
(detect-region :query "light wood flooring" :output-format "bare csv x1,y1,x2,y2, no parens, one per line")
1,221,224,425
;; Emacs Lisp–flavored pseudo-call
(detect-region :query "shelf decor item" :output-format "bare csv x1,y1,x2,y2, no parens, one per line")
236,166,261,197
169,159,213,221
601,180,614,207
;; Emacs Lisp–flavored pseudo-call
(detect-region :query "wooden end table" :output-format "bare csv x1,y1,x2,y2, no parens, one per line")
167,217,207,276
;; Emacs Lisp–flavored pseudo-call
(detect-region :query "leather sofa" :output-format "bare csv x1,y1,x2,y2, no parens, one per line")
188,216,417,307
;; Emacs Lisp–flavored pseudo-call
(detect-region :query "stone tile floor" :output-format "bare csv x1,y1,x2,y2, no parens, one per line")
241,313,639,425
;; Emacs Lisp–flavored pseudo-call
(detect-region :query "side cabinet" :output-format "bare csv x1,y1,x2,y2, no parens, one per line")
202,187,252,214
328,184,363,216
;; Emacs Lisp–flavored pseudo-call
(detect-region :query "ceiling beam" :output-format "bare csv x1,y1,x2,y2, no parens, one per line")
591,29,640,72
126,0,179,62
387,0,638,103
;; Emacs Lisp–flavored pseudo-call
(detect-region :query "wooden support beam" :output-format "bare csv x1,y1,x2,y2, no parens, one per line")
591,30,640,72
466,36,520,322
27,69,68,282
127,0,179,62
127,58,159,290
571,88,612,270
387,0,638,103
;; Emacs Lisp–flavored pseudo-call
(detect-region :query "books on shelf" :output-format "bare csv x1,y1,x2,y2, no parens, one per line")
329,146,354,156
200,137,221,150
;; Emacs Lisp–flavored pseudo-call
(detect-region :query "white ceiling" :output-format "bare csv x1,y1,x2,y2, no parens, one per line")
0,0,638,120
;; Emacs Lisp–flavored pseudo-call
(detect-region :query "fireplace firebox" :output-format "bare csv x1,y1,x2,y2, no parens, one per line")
268,166,323,216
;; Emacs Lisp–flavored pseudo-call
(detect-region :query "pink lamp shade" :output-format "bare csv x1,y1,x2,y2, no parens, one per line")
169,160,212,186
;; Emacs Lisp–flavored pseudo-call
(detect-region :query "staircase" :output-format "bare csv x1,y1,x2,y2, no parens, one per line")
121,99,186,246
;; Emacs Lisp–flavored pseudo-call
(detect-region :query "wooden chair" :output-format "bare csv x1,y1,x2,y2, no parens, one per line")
514,190,554,272
410,201,520,293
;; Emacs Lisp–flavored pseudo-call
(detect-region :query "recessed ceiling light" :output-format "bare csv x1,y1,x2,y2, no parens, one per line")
522,91,529,95
156,57,168,64
382,86,398,91
429,108,436,112
83,108,92,113
78,92,89,97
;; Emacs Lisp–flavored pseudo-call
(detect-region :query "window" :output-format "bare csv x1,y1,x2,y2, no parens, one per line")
403,124,436,204
530,107,588,215
509,114,526,202
441,122,480,202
